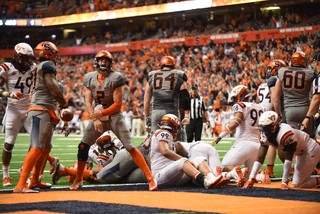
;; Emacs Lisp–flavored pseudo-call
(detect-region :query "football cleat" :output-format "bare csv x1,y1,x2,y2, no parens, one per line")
17,166,23,175
234,166,246,187
242,167,249,180
268,172,275,178
70,180,83,190
260,169,271,184
3,177,12,187
148,178,158,191
204,175,223,189
49,157,60,174
213,177,230,188
215,165,223,177
28,181,52,189
52,163,67,184
68,162,78,183
13,186,39,193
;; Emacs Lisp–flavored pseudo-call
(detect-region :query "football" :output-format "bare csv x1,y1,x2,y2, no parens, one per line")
60,109,74,122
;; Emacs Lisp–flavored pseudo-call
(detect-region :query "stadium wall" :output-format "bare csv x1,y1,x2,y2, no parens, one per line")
0,25,319,58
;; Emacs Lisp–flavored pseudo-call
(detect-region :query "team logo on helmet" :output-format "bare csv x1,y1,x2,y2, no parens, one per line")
12,42,34,72
160,114,180,139
266,59,286,78
34,41,59,64
230,85,250,102
258,111,280,137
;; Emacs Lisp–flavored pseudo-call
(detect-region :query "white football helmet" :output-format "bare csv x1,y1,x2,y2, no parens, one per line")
258,111,280,136
13,42,34,71
160,114,180,139
230,85,250,102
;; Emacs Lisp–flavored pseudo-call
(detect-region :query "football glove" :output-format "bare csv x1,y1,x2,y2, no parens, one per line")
212,137,221,145
181,117,190,125
281,180,290,190
242,178,255,189
7,91,24,100
145,116,151,128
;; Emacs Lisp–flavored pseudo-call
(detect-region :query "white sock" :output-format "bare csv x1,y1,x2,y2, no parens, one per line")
206,171,215,178
2,165,9,178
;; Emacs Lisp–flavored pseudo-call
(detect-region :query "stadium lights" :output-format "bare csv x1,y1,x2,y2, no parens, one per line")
261,6,280,10
51,34,56,39
25,35,30,39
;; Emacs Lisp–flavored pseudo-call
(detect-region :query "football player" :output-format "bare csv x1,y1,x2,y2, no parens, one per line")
53,131,151,185
212,85,270,186
71,50,157,191
243,111,320,189
0,43,34,187
273,51,316,137
144,56,191,141
14,41,68,193
261,59,286,178
175,141,248,187
150,114,224,189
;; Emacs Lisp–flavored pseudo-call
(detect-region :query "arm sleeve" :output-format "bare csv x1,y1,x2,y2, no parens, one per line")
179,89,190,111
42,61,56,78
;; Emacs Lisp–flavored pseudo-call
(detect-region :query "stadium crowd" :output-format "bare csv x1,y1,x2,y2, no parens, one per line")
1,27,317,137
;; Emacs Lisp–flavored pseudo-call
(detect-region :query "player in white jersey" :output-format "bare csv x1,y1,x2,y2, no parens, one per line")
206,106,216,137
176,141,250,187
150,114,225,188
0,43,34,187
256,79,270,111
243,111,320,189
212,85,270,185
87,132,122,167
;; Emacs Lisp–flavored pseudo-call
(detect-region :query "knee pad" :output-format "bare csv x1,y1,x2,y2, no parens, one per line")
77,142,90,161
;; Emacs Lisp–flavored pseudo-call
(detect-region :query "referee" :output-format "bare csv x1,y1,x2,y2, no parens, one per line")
186,84,210,142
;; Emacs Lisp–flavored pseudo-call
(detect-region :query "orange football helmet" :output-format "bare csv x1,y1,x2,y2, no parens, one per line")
94,50,113,71
291,51,307,68
160,56,176,69
266,59,286,78
34,41,59,64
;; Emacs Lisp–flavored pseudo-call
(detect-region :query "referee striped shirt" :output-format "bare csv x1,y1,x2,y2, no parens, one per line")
313,74,320,95
190,95,207,119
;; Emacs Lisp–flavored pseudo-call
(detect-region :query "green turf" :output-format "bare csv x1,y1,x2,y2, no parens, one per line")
0,133,285,190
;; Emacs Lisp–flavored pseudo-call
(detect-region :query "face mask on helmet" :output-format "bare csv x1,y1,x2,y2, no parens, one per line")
160,114,180,139
12,43,34,72
258,111,280,137
94,50,113,72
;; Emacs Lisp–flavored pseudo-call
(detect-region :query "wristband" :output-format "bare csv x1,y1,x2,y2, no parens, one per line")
305,116,311,119
2,92,10,97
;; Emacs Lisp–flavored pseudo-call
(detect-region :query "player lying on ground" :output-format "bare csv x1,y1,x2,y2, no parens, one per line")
53,132,152,184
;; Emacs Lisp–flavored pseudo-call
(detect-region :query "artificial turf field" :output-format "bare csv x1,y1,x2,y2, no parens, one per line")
0,133,320,213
